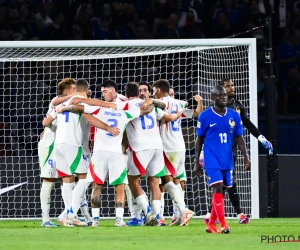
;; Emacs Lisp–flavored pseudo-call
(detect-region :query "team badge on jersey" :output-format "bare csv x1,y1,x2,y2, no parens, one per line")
229,118,235,133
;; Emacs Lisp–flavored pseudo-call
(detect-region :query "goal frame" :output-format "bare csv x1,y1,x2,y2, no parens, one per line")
0,38,259,219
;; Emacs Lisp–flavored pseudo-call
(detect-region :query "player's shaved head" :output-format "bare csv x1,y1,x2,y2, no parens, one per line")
125,82,139,98
57,77,76,95
211,85,226,97
75,79,89,92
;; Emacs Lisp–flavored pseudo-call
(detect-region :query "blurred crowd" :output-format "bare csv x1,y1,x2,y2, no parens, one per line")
1,0,300,156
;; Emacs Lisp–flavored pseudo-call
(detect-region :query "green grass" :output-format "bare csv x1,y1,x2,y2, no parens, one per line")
0,218,300,250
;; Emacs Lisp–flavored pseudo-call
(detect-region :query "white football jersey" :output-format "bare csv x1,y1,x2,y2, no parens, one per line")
174,99,194,119
39,99,57,147
117,94,127,102
84,105,140,153
159,96,190,152
51,95,90,147
118,98,165,151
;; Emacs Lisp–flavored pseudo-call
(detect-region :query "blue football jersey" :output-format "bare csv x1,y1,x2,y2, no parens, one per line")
196,107,243,170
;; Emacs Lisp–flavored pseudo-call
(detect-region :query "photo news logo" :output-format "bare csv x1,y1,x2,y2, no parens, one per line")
261,235,300,243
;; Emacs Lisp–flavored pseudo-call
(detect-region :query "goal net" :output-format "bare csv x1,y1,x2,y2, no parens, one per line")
0,39,258,219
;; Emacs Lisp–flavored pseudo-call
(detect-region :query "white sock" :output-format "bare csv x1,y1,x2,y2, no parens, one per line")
61,183,73,217
151,200,161,218
172,200,180,219
176,184,184,197
68,179,86,218
135,194,149,216
160,192,165,220
40,182,54,223
132,198,142,220
175,184,184,217
125,184,134,217
164,182,186,215
142,189,149,206
80,193,91,221
92,208,100,219
115,207,124,219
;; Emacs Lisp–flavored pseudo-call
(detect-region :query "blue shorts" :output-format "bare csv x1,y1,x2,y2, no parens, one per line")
205,168,233,188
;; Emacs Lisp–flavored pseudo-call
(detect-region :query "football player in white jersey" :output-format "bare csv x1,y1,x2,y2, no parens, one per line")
143,79,203,226
69,80,132,226
116,82,182,226
43,79,120,226
56,87,155,227
168,87,203,224
38,78,76,227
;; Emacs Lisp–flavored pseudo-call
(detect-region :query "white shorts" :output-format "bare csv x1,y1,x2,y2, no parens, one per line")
38,142,58,178
90,150,128,186
163,151,185,178
55,144,88,177
127,149,165,177
86,163,93,183
180,168,187,182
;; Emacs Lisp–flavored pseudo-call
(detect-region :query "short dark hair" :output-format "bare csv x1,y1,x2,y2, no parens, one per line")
139,81,152,93
218,78,230,86
100,79,117,91
125,82,139,98
57,77,76,95
152,79,170,93
75,78,89,92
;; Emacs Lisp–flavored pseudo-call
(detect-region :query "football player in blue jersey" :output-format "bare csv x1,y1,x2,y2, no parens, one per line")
194,85,250,234
203,79,273,225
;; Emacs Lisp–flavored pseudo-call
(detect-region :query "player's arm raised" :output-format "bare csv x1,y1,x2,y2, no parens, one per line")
82,114,120,136
194,136,204,177
69,97,118,109
192,95,204,117
236,135,251,171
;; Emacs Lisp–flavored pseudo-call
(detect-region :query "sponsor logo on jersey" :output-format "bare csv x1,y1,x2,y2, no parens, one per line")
135,103,141,107
104,111,121,117
197,121,201,128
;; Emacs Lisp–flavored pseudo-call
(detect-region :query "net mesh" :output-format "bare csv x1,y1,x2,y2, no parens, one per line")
0,44,252,219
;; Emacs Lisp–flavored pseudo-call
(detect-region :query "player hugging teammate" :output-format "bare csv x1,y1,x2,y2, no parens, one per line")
40,78,201,227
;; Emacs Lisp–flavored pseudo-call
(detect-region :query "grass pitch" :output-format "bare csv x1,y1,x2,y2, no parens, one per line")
0,218,299,250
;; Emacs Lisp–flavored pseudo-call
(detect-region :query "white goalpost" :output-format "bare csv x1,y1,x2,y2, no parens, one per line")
0,39,259,220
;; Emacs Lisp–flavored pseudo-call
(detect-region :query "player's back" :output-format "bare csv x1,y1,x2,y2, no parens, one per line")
55,95,89,147
159,96,185,152
197,107,243,169
91,106,140,154
121,98,164,151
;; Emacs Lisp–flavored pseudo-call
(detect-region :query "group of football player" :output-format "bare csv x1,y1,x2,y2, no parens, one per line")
39,77,273,234
39,77,202,228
